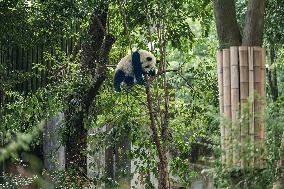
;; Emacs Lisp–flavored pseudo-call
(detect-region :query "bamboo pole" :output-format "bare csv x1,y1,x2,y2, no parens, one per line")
0,42,2,107
239,46,249,168
32,48,37,91
19,48,24,93
248,47,255,167
223,49,232,166
253,47,262,167
36,46,40,89
230,46,240,166
260,48,266,167
38,46,43,87
0,42,2,66
41,46,47,87
27,49,32,92
217,51,225,164
22,49,27,94
254,47,263,167
12,47,17,91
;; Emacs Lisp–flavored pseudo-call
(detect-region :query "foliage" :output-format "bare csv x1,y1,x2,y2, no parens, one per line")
0,0,90,47
2,0,284,188
264,0,284,45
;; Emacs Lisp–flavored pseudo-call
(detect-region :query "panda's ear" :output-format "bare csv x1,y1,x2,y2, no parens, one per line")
146,57,152,61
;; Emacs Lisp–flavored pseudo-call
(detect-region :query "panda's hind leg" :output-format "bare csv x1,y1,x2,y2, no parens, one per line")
125,76,134,89
114,69,125,92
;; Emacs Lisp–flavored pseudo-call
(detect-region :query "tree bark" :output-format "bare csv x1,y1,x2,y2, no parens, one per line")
242,0,266,46
65,2,116,173
145,78,170,189
213,0,242,49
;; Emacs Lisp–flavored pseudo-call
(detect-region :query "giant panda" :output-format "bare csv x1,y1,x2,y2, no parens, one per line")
114,50,157,92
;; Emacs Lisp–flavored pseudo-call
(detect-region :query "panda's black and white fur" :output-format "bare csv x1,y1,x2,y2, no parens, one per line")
114,50,157,92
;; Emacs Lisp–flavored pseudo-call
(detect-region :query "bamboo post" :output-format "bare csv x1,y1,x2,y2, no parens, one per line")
36,46,40,89
223,49,232,166
253,47,264,167
12,47,16,91
22,49,27,94
230,46,240,166
15,47,20,92
41,46,47,87
239,46,249,168
260,48,266,167
248,47,255,167
32,48,37,91
19,48,24,93
217,51,225,164
27,49,32,92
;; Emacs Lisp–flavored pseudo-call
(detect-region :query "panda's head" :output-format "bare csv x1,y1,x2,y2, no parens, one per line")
137,50,157,76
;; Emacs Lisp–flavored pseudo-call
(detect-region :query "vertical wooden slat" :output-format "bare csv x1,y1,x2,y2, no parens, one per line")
260,48,266,167
260,48,266,144
46,48,51,85
248,47,255,167
230,46,240,166
32,47,37,91
27,49,32,92
217,51,225,164
20,47,24,93
0,42,3,107
69,37,73,55
22,48,27,94
253,47,263,167
239,46,249,168
41,46,47,87
0,42,2,66
36,45,40,89
12,47,17,91
62,37,67,53
38,45,43,88
15,47,18,91
8,45,11,74
50,47,55,84
223,49,232,166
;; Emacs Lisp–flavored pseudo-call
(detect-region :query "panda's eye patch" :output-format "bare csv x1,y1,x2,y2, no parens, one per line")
146,57,152,61
145,65,150,68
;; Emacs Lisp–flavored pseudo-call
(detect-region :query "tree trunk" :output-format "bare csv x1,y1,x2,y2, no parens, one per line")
158,156,170,189
213,0,242,49
242,0,266,46
145,79,170,189
65,2,116,173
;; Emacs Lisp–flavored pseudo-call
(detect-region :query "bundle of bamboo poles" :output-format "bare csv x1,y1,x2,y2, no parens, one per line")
217,47,266,168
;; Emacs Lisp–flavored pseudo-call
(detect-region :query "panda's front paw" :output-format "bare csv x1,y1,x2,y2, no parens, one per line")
114,87,121,93
136,79,145,85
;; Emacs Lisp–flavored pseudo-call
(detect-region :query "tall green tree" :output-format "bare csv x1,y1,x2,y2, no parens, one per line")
65,1,115,172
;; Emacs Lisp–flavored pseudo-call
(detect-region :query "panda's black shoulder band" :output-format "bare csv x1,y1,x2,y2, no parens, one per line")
132,50,144,85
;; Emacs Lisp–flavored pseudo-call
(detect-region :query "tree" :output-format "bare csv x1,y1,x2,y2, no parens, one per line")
65,1,115,172
213,0,266,187
264,0,284,102
213,0,265,49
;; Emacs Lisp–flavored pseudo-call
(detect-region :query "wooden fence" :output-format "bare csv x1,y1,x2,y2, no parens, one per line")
0,38,80,106
217,47,266,168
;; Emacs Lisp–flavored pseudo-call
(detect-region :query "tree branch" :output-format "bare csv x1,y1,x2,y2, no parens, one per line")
242,0,266,46
213,0,242,49
84,34,116,112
